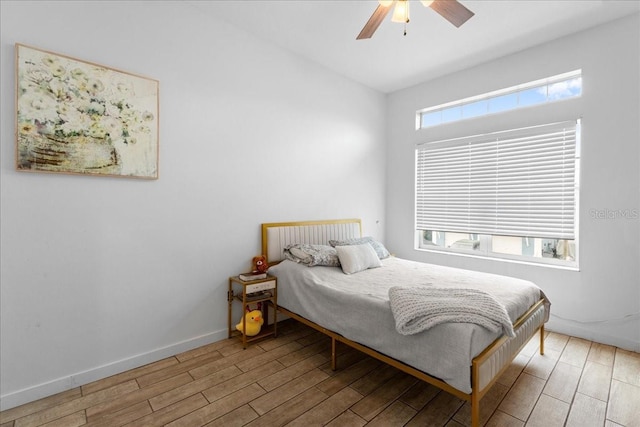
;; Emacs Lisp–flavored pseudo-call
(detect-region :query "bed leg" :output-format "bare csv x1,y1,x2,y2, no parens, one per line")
331,338,337,371
471,392,480,427
539,324,545,355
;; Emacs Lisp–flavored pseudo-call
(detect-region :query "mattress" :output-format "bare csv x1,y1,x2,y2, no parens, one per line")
268,256,547,393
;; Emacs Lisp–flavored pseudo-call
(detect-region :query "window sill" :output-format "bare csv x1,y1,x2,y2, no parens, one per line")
415,246,580,272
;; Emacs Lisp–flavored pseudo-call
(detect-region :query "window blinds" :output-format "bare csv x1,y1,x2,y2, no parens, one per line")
416,120,578,239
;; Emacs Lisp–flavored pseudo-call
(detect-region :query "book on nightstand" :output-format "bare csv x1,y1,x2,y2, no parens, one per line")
241,290,273,301
238,272,268,281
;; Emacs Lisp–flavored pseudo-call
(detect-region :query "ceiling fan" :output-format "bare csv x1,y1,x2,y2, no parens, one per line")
357,0,474,40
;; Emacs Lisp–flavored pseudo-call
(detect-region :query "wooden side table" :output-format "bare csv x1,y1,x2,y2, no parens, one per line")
228,275,277,348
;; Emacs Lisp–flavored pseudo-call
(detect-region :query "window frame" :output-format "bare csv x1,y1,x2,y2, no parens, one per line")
416,230,578,269
416,70,582,130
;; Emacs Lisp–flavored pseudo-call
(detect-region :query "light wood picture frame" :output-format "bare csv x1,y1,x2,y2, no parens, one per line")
15,44,159,179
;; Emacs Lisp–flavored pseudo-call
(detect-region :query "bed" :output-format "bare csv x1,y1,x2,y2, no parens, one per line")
261,218,548,427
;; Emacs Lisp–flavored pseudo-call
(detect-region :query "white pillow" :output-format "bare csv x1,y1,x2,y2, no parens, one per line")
336,244,382,274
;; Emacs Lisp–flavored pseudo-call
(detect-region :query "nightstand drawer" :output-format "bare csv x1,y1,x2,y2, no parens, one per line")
246,280,276,293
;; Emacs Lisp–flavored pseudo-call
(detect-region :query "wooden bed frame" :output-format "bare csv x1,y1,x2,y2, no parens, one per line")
262,219,545,427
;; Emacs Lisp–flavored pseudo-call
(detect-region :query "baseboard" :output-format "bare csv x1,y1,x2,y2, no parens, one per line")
546,318,640,353
0,329,228,411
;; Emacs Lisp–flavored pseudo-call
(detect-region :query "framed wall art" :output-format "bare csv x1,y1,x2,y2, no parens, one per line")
15,44,159,179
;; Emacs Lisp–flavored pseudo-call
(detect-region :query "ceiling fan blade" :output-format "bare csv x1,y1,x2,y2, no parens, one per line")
357,3,393,40
430,0,474,28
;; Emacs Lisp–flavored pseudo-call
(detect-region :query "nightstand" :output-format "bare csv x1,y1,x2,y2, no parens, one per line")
228,275,277,348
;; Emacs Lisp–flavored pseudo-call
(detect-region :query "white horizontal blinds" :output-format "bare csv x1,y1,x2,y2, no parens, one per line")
416,121,577,239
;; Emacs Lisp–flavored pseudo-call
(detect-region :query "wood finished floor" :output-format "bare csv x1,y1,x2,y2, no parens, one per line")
2,319,639,427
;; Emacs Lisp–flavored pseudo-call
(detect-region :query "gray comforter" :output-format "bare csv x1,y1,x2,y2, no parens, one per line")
268,256,548,394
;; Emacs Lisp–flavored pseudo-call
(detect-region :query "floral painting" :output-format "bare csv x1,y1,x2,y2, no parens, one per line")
16,44,159,179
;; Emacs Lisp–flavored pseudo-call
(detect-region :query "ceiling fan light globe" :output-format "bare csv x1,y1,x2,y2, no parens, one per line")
391,0,410,23
378,0,394,6
420,0,435,7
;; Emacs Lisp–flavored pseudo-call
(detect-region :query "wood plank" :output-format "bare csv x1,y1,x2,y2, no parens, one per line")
0,389,82,424
525,394,569,427
587,342,616,366
217,340,252,358
318,346,369,375
497,373,546,421
518,333,543,358
149,365,241,411
524,348,561,380
484,410,524,427
277,340,329,367
14,381,139,427
136,352,223,388
612,348,640,387
235,341,303,373
202,404,259,427
559,337,591,368
365,401,417,427
202,360,284,403
38,411,85,427
316,357,381,396
256,328,320,353
399,381,440,411
125,393,209,426
85,373,192,420
249,368,330,415
405,391,464,427
453,381,509,426
350,373,417,421
274,319,306,334
606,379,640,427
81,357,178,395
285,386,364,427
257,353,328,392
543,361,583,403
325,410,366,427
496,354,530,388
243,387,328,427
175,339,236,363
84,401,152,427
577,360,613,402
349,364,399,396
543,332,570,352
189,345,264,380
294,330,330,348
565,392,607,427
166,383,266,427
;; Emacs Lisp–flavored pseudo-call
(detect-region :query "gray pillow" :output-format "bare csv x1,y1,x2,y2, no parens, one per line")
283,244,341,267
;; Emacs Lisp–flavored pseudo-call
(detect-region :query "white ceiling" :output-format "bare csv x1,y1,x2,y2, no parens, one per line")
186,0,640,93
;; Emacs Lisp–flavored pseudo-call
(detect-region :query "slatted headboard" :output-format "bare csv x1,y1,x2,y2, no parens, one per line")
261,219,362,264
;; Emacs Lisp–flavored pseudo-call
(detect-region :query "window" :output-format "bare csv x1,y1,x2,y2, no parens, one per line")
416,120,580,267
417,70,582,129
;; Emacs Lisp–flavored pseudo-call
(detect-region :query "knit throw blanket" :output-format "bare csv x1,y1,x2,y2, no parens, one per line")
388,286,515,338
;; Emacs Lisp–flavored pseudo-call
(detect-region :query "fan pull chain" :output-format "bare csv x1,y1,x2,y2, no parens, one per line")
403,11,409,36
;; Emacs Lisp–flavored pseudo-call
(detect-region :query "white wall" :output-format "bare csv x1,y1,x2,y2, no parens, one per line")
386,14,640,352
0,1,386,409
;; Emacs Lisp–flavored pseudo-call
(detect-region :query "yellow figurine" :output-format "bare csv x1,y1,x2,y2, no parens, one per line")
236,309,264,336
